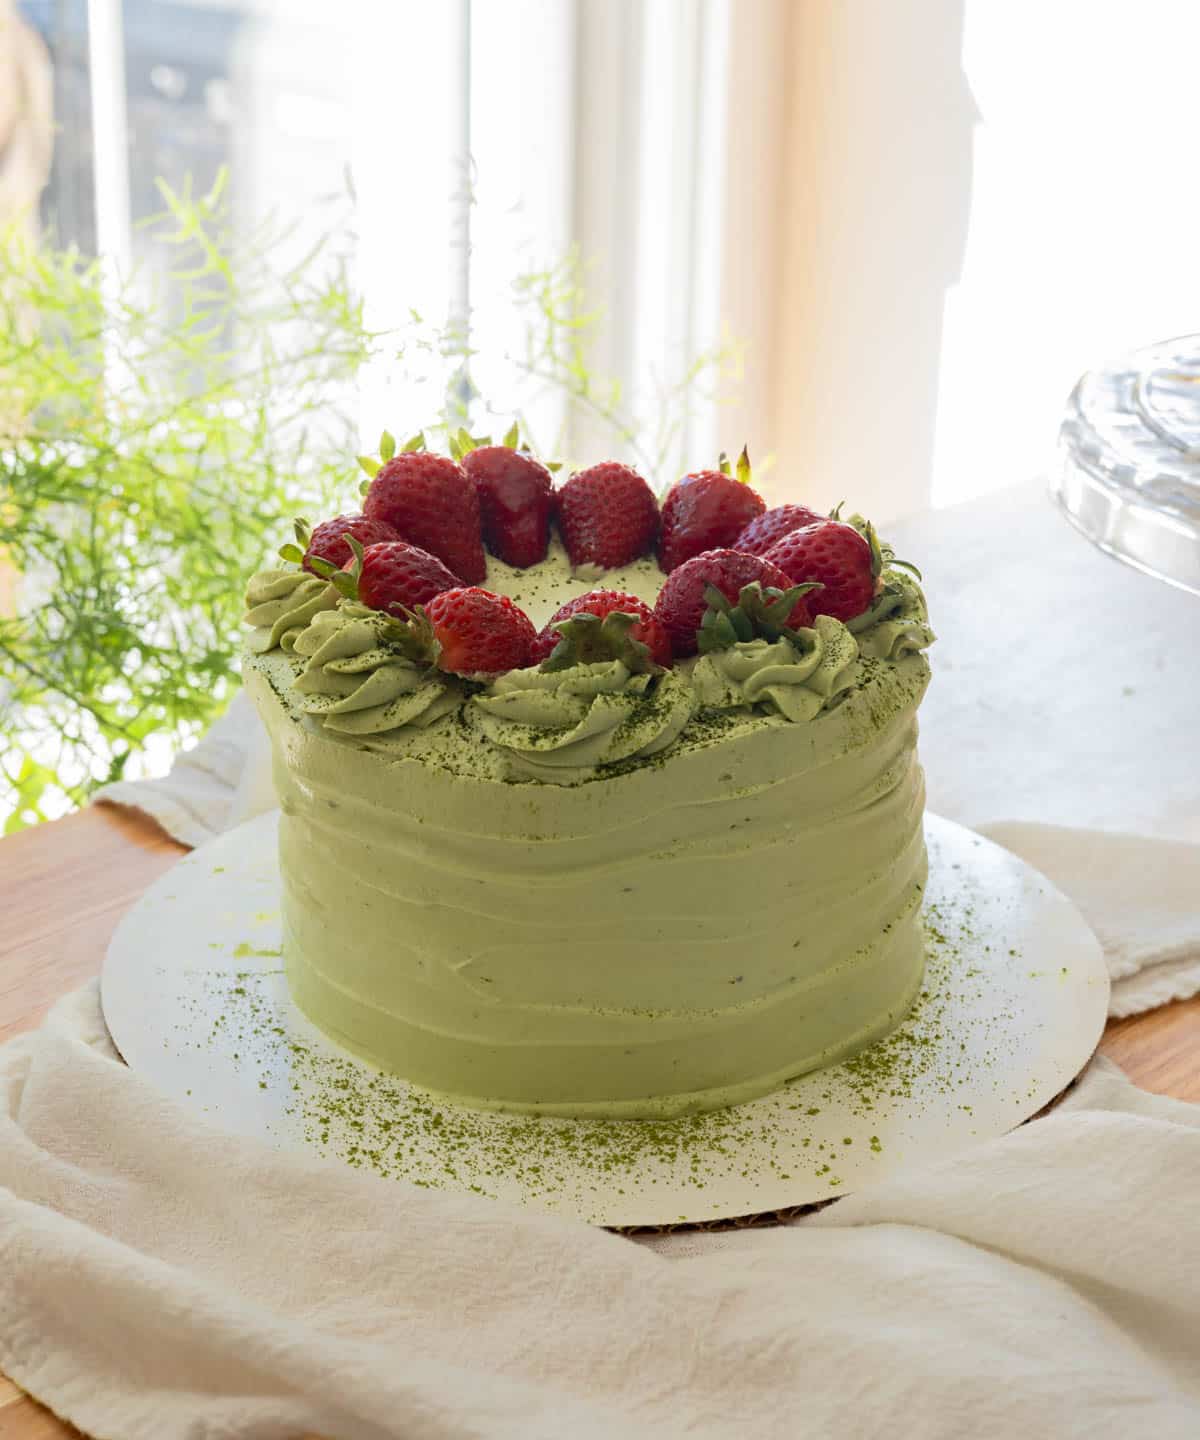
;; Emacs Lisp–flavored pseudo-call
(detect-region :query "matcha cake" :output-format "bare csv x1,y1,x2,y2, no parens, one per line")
243,435,934,1118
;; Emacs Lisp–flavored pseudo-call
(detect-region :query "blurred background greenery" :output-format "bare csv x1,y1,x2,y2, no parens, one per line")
0,172,734,830
1,176,361,828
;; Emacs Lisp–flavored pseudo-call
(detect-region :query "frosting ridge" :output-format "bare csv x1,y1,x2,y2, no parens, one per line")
291,603,459,736
691,615,860,722
850,572,936,660
470,661,695,781
244,568,338,653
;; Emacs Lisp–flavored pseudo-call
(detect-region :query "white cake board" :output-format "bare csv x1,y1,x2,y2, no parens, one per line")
101,812,1109,1228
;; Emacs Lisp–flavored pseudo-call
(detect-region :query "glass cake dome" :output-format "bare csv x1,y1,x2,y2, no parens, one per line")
1053,334,1200,596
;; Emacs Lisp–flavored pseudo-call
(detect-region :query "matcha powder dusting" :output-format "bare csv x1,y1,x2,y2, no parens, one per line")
172,857,1026,1226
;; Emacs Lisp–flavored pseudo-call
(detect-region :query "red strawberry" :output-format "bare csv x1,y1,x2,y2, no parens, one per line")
555,462,658,570
733,503,825,558
531,589,672,667
654,549,815,657
463,445,553,569
302,514,401,575
657,452,766,573
422,587,537,677
764,520,879,623
351,541,460,619
363,452,486,584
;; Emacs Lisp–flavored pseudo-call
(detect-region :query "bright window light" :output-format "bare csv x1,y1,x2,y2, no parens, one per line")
932,0,1200,508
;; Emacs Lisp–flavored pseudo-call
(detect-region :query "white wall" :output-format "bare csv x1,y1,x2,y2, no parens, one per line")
756,0,1200,523
932,0,1200,510
763,0,975,519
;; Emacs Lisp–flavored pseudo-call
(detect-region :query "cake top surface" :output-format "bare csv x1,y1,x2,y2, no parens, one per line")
243,428,934,785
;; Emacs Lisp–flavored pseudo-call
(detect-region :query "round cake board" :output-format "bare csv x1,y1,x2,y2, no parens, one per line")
101,812,1109,1229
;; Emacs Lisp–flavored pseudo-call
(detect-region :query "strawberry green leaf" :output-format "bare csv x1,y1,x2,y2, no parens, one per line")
358,478,371,498
717,451,731,476
277,542,305,565
862,520,924,582
863,520,885,581
311,558,356,601
888,558,924,581
357,455,380,480
402,431,426,453
844,515,919,583
292,517,312,547
546,461,563,473
332,533,367,601
377,605,441,667
451,427,492,461
379,430,396,462
697,584,752,650
503,421,519,449
696,581,821,654
540,610,662,675
735,446,752,487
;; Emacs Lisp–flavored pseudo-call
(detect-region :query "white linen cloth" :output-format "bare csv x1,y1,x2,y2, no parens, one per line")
94,690,1200,1019
94,693,274,850
10,603,1184,1436
983,822,1200,1018
2,985,1199,1440
7,479,1184,1435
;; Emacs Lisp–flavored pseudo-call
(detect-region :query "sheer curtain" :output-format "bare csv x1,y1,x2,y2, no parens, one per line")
355,0,757,483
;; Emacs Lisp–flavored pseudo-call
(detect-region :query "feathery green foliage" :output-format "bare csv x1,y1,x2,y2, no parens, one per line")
0,179,736,830
0,174,372,829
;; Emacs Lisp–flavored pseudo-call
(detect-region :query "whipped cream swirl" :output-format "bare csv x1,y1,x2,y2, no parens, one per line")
691,616,861,723
470,661,695,782
244,569,339,654
290,604,460,736
849,572,935,660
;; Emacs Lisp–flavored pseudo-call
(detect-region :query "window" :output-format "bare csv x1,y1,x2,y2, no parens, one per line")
17,0,1200,515
19,0,740,482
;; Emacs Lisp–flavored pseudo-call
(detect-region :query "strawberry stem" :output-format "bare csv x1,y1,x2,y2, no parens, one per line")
381,605,441,667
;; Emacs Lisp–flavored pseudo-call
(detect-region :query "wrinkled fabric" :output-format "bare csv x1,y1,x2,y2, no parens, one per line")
1,988,1197,1440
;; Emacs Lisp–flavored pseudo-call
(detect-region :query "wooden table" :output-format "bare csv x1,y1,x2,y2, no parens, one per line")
2,804,1198,1437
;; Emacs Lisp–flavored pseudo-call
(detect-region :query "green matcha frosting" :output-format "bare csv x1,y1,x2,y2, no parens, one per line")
290,603,460,736
244,568,338,654
691,615,860,723
469,661,695,782
240,550,934,770
241,536,935,1118
849,572,936,660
